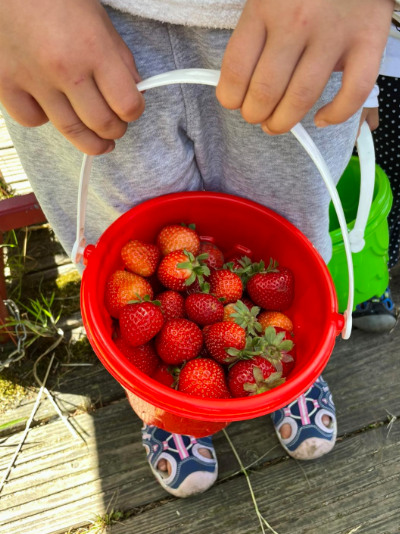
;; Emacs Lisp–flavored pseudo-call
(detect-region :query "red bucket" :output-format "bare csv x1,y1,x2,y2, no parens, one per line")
80,191,344,437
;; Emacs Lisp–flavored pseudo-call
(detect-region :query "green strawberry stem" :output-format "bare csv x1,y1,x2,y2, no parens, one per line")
227,256,279,286
257,326,294,367
127,295,161,305
225,336,264,365
177,250,211,286
230,300,262,336
243,367,285,395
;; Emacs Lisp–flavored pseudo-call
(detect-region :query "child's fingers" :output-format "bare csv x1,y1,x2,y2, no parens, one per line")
66,79,128,141
261,43,339,134
94,57,145,124
38,90,115,155
216,11,266,110
240,33,306,125
0,87,48,127
314,48,381,127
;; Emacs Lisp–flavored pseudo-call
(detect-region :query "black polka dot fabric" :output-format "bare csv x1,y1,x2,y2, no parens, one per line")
373,75,400,269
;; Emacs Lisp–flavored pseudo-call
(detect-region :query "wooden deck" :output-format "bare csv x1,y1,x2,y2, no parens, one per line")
0,119,400,534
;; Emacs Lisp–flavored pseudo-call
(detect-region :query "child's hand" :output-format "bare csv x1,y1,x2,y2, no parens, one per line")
0,0,144,155
217,0,394,134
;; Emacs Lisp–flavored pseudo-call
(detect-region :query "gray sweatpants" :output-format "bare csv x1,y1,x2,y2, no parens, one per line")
2,8,360,268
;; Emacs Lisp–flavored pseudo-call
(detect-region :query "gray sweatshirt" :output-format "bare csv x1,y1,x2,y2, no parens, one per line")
100,0,400,29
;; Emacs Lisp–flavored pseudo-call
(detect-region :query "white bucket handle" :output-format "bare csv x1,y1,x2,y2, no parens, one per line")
72,68,376,340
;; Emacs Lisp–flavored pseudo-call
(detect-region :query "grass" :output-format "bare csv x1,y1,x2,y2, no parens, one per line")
64,510,130,534
0,226,94,412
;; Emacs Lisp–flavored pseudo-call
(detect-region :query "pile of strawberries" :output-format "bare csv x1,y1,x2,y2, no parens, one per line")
104,223,296,399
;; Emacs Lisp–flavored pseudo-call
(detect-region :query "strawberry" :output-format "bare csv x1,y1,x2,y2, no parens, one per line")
183,277,204,297
281,352,296,378
156,290,186,321
155,318,203,364
157,224,200,256
209,269,243,303
247,266,294,311
258,310,294,333
223,303,237,322
157,250,210,292
257,326,295,373
153,363,180,387
114,337,160,376
223,298,254,322
121,239,160,277
228,356,285,398
199,241,225,270
119,300,164,347
104,270,154,318
178,358,231,399
184,293,224,326
227,299,262,336
203,321,246,365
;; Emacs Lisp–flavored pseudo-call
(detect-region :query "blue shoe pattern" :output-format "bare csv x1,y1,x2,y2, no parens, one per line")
271,376,336,460
353,287,397,333
141,424,218,498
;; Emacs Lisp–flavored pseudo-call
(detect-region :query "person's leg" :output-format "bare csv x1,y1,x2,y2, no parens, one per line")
168,24,358,459
352,75,399,332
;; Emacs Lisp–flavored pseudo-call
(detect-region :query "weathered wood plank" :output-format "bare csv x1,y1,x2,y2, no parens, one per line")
0,364,126,436
1,359,399,534
0,147,30,194
0,113,30,195
0,263,399,533
110,421,400,534
0,114,13,150
0,400,167,534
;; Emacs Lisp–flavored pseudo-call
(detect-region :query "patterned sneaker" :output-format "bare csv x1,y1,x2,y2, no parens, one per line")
141,424,218,498
352,287,397,333
270,376,337,460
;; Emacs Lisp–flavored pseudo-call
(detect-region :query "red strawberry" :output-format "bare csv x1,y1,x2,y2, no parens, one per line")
157,250,209,292
247,266,294,311
178,358,231,399
183,277,203,297
281,352,296,378
157,224,200,256
199,241,225,270
156,290,186,320
155,318,203,364
184,293,224,326
114,337,160,376
203,321,246,365
119,300,164,347
209,269,243,303
153,363,180,387
104,270,154,318
121,239,160,277
228,356,285,398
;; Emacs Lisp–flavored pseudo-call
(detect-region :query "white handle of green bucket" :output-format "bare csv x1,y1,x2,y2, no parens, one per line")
72,68,375,340
349,121,375,253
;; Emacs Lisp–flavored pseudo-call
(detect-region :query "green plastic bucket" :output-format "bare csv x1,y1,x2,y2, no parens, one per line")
328,156,393,313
